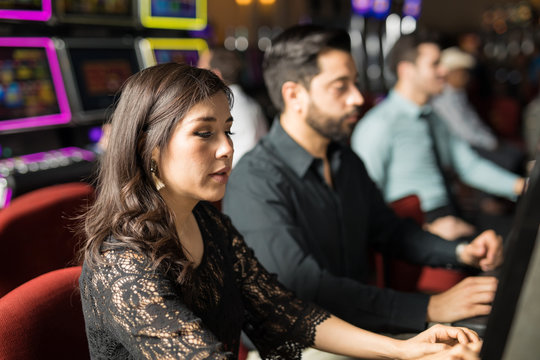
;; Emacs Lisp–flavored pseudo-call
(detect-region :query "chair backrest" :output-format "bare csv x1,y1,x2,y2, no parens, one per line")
0,266,90,360
0,182,94,297
383,194,425,291
385,194,466,293
389,194,425,225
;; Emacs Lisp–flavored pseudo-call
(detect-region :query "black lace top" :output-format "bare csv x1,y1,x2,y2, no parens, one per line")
79,202,330,359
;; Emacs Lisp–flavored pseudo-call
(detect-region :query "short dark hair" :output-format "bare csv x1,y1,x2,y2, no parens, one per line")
386,33,440,76
209,46,243,85
262,24,351,113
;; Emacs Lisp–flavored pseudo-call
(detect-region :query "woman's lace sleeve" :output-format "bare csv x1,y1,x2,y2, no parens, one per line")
225,218,331,359
82,249,231,360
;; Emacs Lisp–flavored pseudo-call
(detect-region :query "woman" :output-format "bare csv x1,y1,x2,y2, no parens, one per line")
79,62,480,359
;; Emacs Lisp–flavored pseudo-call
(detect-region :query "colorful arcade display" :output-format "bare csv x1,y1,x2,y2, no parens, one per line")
0,37,71,132
55,37,142,124
139,0,207,30
0,0,209,208
137,37,208,68
0,0,52,22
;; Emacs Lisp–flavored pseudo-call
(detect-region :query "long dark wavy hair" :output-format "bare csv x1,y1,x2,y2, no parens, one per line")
80,62,232,284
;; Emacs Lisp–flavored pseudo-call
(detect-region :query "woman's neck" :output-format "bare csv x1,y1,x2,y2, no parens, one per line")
160,192,204,266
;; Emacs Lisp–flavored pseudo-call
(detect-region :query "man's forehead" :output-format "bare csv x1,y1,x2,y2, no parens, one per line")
316,50,357,78
418,43,441,57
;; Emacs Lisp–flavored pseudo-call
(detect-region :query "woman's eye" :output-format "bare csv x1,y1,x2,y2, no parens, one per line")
225,131,235,137
195,131,212,138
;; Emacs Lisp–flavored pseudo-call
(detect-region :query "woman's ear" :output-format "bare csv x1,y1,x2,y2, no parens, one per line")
150,147,165,191
151,148,160,163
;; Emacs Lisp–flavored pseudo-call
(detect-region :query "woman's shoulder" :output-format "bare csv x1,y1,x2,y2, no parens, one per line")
83,238,155,279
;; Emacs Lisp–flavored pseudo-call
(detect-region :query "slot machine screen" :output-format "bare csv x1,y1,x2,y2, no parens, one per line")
0,0,51,21
0,37,70,133
56,38,141,124
480,155,540,359
137,37,207,68
55,0,135,26
139,0,207,30
403,0,422,19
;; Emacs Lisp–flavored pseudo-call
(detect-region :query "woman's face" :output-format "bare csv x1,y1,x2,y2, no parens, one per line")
156,91,234,204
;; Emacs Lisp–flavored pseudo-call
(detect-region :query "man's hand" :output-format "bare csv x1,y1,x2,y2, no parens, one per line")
423,215,476,241
427,277,497,323
459,230,503,271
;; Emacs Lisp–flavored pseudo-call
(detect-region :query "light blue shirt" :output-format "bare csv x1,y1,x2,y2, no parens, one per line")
431,85,498,151
351,90,519,212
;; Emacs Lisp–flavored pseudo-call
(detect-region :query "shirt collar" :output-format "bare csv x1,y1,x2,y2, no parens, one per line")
389,89,434,119
266,119,343,178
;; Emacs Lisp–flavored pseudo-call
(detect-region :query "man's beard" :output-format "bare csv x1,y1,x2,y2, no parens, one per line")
306,102,359,143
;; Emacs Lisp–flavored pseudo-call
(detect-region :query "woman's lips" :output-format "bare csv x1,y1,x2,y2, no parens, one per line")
210,166,231,184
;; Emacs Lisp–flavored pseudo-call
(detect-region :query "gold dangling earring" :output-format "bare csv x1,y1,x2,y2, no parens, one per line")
150,159,165,191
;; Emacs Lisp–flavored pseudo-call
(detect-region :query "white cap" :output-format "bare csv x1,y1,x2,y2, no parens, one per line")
440,47,476,71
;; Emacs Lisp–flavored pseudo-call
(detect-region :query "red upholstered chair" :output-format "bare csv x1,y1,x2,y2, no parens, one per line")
0,182,94,297
383,195,425,292
384,195,466,293
0,266,89,360
238,342,249,360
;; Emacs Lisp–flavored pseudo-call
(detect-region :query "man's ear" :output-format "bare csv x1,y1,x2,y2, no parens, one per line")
397,61,414,80
282,81,306,113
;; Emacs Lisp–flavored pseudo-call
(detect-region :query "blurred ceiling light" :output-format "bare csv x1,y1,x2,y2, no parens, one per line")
517,4,532,22
385,14,401,54
401,16,416,34
350,30,362,48
236,0,252,5
493,18,508,34
259,0,276,4
258,37,271,51
366,33,380,56
235,36,249,51
367,64,381,79
224,36,236,51
522,38,535,55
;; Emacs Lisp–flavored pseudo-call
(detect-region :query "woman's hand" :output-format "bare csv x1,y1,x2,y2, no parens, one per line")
397,324,480,359
414,342,482,360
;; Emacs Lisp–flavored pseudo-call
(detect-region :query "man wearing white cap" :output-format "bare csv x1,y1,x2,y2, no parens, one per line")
432,47,524,173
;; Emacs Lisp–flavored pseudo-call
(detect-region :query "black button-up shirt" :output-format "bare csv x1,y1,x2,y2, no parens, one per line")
223,120,459,333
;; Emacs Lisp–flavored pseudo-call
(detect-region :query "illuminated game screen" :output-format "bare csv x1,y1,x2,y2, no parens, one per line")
68,48,140,113
55,0,134,25
0,38,70,132
152,0,196,18
155,49,198,64
139,0,206,30
138,38,207,68
62,0,131,16
0,0,51,21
